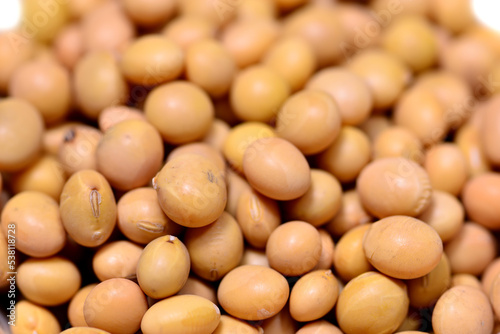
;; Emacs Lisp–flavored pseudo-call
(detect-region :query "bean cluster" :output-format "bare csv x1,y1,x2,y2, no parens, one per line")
1,0,500,333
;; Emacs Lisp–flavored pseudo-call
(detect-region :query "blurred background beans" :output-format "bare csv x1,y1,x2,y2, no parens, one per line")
1,0,500,332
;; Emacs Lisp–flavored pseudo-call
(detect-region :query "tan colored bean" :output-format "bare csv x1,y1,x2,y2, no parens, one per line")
59,170,117,247
17,256,81,306
266,221,322,277
326,190,372,237
336,272,409,334
117,187,183,244
264,36,317,92
283,5,343,67
153,154,227,228
394,87,447,146
9,59,71,125
218,265,289,321
73,51,128,119
58,125,102,176
363,216,443,279
145,81,214,144
81,1,135,55
0,98,44,172
136,235,190,299
284,169,342,227
177,276,217,304
357,157,432,218
68,284,98,327
122,0,177,27
432,285,493,334
0,32,34,94
141,294,221,334
348,49,411,111
444,222,496,276
186,38,236,98
120,34,184,85
1,191,66,257
276,90,342,155
289,270,339,322
92,240,143,281
84,278,148,334
417,190,464,242
96,119,164,191
382,15,438,72
440,35,496,88
317,126,371,183
222,20,280,69
11,155,66,201
243,137,311,201
12,300,61,334
230,65,290,123
184,212,244,281
21,0,70,43
162,16,216,50
236,189,281,249
306,67,373,126
334,224,374,282
424,143,468,196
407,254,451,308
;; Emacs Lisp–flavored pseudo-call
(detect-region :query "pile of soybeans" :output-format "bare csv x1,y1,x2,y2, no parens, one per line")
1,0,500,333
